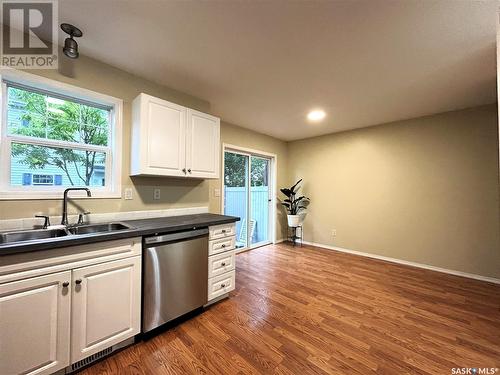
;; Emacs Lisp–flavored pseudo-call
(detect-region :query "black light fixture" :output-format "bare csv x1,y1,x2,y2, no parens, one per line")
61,23,83,59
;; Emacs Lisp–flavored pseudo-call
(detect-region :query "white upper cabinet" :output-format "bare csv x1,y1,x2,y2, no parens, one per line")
130,93,220,179
131,94,186,177
186,109,220,178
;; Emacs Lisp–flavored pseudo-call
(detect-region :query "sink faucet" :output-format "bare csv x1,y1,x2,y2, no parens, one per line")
61,188,92,226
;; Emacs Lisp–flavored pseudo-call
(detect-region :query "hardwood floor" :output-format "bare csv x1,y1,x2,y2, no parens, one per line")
81,242,500,374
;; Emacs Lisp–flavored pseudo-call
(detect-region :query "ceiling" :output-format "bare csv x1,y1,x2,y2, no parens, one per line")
59,0,498,141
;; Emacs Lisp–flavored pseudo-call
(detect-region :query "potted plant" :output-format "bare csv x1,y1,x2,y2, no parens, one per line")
280,179,310,227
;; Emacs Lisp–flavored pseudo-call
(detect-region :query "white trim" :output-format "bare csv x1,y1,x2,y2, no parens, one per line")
300,240,500,285
0,69,123,199
221,143,277,249
223,143,278,160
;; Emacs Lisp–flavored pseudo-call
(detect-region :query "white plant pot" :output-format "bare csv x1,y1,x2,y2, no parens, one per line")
287,214,303,227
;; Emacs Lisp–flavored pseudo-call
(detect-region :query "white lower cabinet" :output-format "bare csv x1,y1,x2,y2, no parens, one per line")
208,270,236,301
208,250,235,278
0,238,142,374
0,271,71,375
209,223,236,240
207,223,237,303
208,236,236,256
71,257,141,363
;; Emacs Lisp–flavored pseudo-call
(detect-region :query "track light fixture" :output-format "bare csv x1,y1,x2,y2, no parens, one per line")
61,23,83,59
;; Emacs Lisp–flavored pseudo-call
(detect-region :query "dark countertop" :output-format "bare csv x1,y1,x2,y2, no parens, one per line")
0,213,239,256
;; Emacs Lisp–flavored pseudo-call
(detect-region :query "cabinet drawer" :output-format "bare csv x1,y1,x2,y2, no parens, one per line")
208,271,235,301
208,251,235,278
208,236,235,256
209,223,236,240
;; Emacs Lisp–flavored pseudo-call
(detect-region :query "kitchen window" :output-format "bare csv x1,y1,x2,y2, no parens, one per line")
0,70,122,199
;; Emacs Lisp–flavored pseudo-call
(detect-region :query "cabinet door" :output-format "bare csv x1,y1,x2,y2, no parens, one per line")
71,257,141,363
0,271,71,375
186,109,220,178
145,95,187,177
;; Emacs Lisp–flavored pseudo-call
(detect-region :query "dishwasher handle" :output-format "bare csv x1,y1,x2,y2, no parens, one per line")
144,228,208,246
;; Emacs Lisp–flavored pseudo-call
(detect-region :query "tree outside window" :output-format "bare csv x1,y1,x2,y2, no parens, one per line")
8,86,110,187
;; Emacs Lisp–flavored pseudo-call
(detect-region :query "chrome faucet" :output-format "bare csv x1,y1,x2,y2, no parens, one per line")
61,188,92,225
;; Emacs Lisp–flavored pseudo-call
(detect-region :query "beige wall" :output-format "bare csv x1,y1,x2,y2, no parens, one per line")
0,55,288,231
497,15,500,187
208,121,288,240
0,53,498,280
0,54,212,220
287,104,500,278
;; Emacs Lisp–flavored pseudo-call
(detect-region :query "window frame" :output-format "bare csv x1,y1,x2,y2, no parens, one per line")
31,174,55,186
0,69,123,199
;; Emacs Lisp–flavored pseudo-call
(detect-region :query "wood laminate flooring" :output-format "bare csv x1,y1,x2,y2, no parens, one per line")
81,242,500,374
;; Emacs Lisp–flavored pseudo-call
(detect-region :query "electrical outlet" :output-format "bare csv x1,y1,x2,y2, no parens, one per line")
124,188,133,200
153,188,161,200
331,229,337,237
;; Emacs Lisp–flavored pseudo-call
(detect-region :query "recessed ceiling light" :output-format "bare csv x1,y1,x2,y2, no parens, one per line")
307,109,326,122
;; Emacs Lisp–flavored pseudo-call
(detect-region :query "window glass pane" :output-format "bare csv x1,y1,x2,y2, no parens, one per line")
224,152,249,249
32,174,54,185
250,156,270,245
7,86,109,146
10,142,106,187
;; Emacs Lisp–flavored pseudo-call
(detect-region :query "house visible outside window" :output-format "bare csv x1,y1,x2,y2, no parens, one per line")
0,71,123,199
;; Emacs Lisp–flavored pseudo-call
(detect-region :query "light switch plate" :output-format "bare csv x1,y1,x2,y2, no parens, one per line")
124,188,133,200
214,188,221,197
153,188,161,200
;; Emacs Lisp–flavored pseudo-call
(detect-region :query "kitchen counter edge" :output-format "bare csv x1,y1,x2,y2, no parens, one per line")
0,213,240,256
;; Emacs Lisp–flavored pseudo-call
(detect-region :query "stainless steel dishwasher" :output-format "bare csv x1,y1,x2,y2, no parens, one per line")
142,227,208,333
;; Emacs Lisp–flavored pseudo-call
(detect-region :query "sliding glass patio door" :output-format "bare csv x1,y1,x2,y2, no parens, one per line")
249,156,271,246
223,149,272,250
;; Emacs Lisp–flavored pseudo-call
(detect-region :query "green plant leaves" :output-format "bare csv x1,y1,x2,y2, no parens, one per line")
279,179,309,215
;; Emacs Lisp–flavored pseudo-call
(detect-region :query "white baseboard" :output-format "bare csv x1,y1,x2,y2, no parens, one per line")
299,240,500,285
274,238,285,244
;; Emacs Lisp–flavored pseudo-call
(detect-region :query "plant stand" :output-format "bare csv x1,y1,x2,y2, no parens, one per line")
287,225,303,247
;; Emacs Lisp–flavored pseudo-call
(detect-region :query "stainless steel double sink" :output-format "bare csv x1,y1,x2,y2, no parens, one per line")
0,222,132,245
